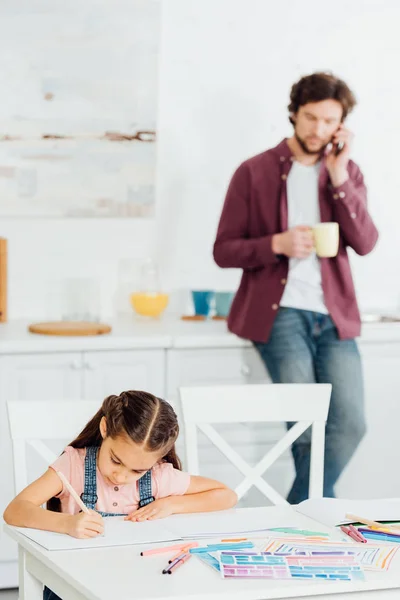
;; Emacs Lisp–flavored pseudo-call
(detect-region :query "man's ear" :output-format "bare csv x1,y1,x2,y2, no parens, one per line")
100,416,107,439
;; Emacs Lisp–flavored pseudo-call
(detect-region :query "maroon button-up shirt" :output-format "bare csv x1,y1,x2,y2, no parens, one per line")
213,139,379,342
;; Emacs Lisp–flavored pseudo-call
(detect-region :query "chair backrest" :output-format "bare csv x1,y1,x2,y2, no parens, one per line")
7,400,101,494
179,383,331,505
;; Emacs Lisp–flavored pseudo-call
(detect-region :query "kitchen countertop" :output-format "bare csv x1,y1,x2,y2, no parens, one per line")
0,317,398,354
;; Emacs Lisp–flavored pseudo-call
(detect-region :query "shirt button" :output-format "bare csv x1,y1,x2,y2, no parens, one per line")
280,156,285,162
350,212,357,219
339,191,346,198
281,278,286,285
114,486,119,492
272,303,278,310
113,502,118,507
333,193,339,200
281,174,287,181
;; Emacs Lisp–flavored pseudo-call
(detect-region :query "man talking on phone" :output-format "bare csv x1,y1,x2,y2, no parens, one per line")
213,72,378,503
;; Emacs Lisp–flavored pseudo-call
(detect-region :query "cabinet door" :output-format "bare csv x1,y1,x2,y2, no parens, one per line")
337,342,400,499
0,352,83,402
82,350,166,400
167,347,269,400
0,353,82,568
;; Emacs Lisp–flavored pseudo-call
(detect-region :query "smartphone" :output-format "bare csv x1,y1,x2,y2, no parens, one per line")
334,141,344,156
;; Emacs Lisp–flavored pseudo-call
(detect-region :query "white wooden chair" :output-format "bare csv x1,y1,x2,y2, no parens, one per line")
7,400,101,494
179,383,331,505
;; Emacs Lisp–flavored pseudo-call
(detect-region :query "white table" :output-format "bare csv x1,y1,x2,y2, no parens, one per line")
5,506,400,600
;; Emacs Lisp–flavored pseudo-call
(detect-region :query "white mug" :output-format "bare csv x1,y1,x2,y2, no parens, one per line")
313,222,339,258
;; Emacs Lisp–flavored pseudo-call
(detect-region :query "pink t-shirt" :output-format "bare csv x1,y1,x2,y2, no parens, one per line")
50,446,190,515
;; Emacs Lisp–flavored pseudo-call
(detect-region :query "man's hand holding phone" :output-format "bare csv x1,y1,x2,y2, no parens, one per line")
272,226,314,258
325,124,354,187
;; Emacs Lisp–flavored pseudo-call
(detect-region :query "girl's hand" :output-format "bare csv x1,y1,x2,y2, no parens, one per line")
66,510,104,539
125,497,176,522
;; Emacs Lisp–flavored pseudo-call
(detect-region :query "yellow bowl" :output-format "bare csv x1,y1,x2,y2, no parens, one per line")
130,293,169,318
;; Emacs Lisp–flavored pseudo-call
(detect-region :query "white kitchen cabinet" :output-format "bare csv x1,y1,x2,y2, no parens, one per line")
166,346,267,439
0,352,83,402
166,347,268,401
337,342,400,499
0,349,166,404
82,349,165,400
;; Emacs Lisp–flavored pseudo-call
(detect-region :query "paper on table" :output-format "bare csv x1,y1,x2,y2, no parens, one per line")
165,506,300,539
16,517,180,551
15,507,297,551
296,498,400,528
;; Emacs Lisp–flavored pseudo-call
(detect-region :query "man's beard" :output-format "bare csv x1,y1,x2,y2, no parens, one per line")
295,131,328,156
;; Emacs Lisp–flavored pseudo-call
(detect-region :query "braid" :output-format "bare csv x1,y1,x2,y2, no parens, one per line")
102,394,126,436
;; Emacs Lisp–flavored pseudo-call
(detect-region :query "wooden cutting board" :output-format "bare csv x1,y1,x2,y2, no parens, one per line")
28,321,112,336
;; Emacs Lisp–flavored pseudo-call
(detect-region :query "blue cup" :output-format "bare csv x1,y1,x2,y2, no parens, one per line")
191,290,214,317
215,291,234,317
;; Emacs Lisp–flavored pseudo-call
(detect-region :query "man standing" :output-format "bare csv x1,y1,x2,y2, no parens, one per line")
213,72,378,504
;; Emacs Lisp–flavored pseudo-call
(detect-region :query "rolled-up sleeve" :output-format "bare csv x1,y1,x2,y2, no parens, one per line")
213,163,279,269
331,166,379,256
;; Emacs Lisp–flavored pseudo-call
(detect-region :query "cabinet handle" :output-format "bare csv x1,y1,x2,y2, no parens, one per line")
84,361,95,370
69,360,81,370
241,364,251,377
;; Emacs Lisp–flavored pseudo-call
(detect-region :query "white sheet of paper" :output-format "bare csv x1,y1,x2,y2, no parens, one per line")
164,506,300,538
15,506,306,551
296,497,400,527
16,517,180,551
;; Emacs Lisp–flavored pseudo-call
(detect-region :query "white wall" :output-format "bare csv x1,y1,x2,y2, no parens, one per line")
156,0,400,311
0,0,159,318
2,0,400,319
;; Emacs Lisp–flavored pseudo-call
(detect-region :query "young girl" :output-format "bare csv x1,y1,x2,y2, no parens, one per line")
4,390,237,600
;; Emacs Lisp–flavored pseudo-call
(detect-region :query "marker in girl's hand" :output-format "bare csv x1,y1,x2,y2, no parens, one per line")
56,471,90,514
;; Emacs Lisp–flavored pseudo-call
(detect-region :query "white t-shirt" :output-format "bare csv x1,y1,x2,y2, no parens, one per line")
280,160,328,314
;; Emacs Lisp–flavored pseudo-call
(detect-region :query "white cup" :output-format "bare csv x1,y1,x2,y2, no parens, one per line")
313,222,339,258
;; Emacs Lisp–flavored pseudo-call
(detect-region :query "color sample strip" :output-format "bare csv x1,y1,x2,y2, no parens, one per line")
220,553,291,579
263,539,398,571
218,552,365,581
286,555,365,581
198,552,221,573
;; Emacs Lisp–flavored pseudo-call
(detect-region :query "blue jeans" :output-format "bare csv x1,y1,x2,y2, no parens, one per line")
254,307,365,504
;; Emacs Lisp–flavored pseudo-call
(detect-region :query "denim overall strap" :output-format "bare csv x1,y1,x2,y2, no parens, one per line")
80,446,125,517
80,446,99,509
138,469,154,508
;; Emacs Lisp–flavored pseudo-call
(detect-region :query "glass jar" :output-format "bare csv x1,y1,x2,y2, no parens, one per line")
130,258,169,318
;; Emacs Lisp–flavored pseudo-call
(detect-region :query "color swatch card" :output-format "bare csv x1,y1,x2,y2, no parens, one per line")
263,539,399,571
219,552,292,580
218,552,365,581
286,555,365,581
198,551,221,573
